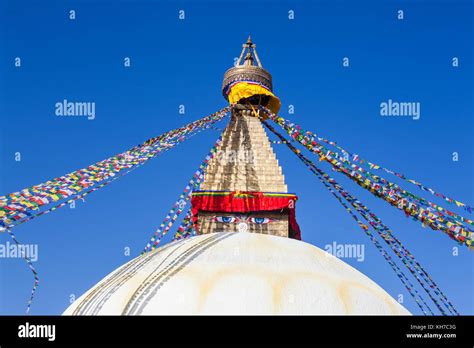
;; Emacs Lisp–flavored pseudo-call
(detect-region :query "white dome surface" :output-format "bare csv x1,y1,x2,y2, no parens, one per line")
64,232,410,315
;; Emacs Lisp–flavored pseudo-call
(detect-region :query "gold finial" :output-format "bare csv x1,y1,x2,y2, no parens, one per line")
235,36,262,68
246,36,253,46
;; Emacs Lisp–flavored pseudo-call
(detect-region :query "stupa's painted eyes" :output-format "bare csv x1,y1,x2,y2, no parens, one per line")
249,217,272,224
212,216,274,224
214,216,236,223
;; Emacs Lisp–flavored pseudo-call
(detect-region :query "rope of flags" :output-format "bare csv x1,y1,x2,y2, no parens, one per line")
173,209,196,241
260,106,473,249
7,155,160,230
264,109,472,214
6,229,39,314
142,130,226,253
0,107,229,314
142,178,202,253
0,107,229,231
279,111,473,233
262,120,458,315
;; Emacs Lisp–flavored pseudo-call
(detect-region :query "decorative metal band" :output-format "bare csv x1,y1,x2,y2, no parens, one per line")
222,66,273,97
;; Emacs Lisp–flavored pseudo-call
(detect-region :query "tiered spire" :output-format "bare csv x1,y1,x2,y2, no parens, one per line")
193,38,297,239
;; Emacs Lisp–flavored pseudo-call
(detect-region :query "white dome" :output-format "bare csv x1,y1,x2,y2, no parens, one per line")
64,232,410,315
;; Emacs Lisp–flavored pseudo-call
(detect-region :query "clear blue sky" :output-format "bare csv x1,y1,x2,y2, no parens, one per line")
0,0,472,315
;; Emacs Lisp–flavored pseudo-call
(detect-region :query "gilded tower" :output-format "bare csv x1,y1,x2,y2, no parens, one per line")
191,37,300,239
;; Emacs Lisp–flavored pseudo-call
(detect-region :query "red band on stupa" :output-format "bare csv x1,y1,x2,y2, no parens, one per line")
191,191,301,240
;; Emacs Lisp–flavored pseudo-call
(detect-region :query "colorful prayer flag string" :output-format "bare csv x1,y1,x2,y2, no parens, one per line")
262,119,458,315
271,110,473,232
260,106,473,249
143,128,227,253
259,107,472,214
5,229,39,314
0,107,229,313
0,107,229,230
173,209,195,241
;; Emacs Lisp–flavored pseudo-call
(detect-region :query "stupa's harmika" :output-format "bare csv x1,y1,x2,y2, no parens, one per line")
64,38,410,315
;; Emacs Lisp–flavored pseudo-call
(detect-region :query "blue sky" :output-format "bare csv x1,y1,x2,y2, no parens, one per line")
0,0,472,315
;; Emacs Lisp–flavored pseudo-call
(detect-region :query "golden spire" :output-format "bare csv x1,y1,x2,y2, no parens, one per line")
222,37,273,98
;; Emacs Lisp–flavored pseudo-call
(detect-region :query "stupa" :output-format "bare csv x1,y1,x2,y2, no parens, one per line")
63,38,410,315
